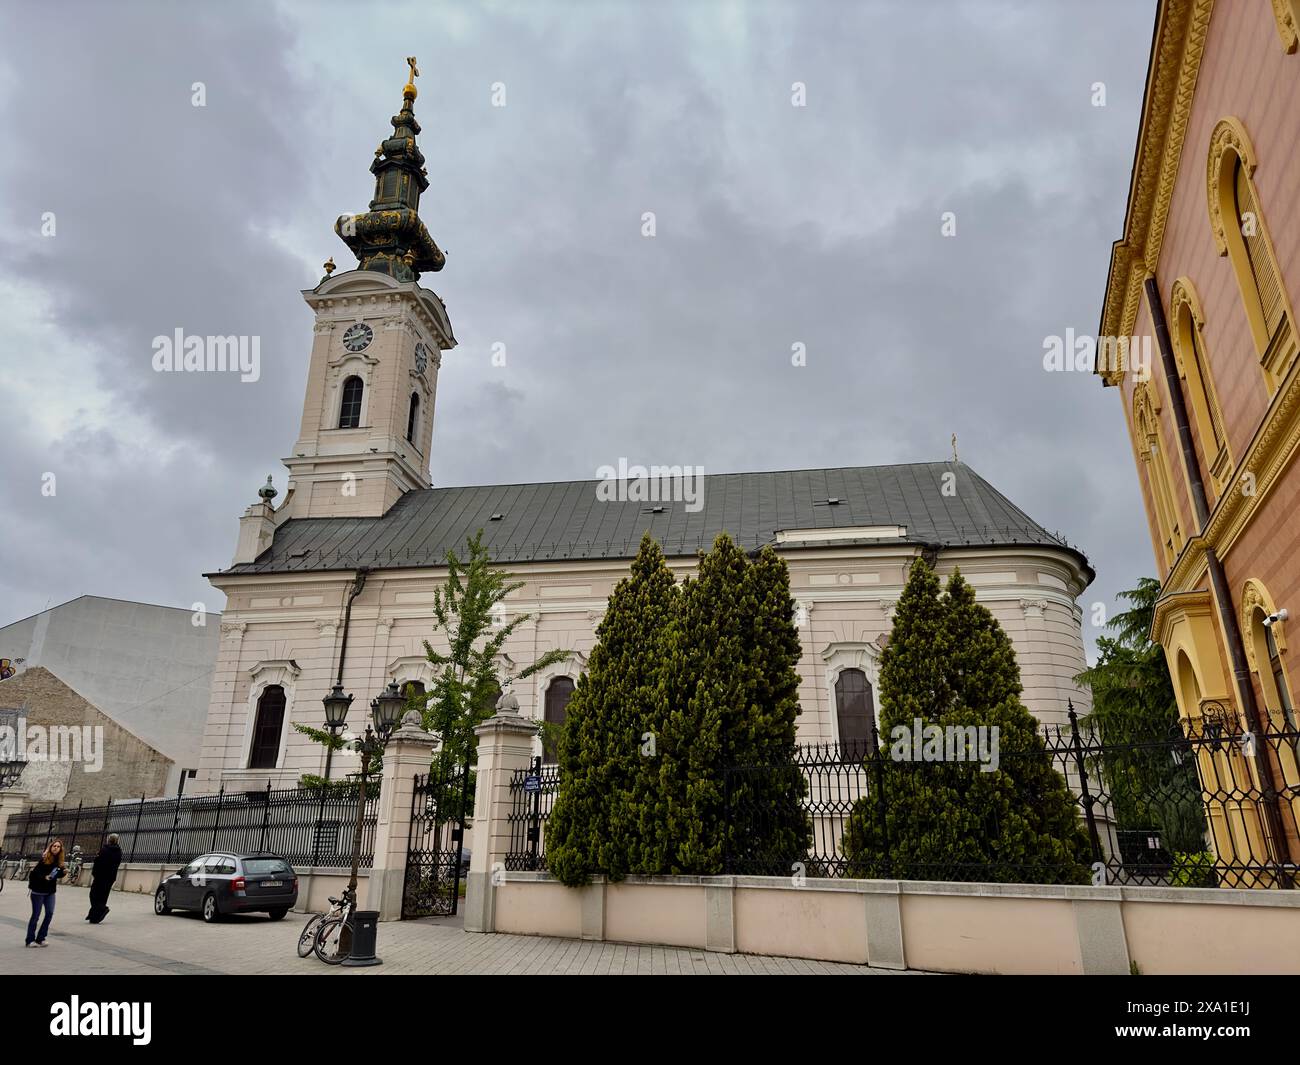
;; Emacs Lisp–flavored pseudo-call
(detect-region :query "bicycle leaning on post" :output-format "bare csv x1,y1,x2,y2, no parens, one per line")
310,886,358,965
297,887,354,960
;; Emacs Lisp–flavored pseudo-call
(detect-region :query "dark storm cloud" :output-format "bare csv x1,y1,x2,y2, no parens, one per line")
0,0,1157,658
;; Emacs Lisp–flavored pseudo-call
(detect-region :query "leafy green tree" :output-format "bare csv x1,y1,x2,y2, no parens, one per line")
547,534,678,885
843,560,1090,884
291,722,358,790
418,530,570,769
1075,578,1205,853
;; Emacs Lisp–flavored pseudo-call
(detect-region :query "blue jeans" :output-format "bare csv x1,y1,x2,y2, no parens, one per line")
27,892,55,944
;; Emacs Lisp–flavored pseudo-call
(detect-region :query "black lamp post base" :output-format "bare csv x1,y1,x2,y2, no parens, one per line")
341,954,382,967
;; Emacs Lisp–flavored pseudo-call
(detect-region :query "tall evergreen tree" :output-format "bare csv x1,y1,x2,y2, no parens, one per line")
725,545,811,873
843,560,1090,884
546,534,678,885
655,534,749,873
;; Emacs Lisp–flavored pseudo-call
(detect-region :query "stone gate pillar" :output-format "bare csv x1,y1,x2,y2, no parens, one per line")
464,692,537,933
0,788,29,848
371,716,436,921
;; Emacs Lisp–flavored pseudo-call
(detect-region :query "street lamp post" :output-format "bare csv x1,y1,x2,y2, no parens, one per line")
331,681,406,967
321,684,354,781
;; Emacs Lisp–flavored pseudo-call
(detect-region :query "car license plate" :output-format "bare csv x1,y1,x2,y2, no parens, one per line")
263,880,282,888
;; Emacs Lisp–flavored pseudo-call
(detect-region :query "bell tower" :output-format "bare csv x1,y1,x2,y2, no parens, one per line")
281,58,456,520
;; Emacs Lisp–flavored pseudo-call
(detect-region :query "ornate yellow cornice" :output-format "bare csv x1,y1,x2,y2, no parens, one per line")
1098,0,1215,386
1151,587,1213,646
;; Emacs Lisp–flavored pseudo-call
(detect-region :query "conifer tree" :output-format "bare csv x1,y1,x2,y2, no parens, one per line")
546,534,678,885
843,561,1090,884
725,545,811,873
655,534,749,873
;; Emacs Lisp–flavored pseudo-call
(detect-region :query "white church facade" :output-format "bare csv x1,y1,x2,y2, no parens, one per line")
192,67,1095,795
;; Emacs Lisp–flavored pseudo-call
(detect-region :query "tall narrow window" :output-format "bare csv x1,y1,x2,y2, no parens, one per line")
1266,626,1295,729
1171,279,1230,496
543,677,575,764
1133,383,1183,569
406,392,420,444
401,680,425,721
338,376,364,429
834,669,876,756
1235,159,1286,344
480,679,502,718
249,685,286,769
1208,118,1295,389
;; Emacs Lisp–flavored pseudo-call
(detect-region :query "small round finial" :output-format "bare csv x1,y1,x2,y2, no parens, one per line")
258,475,278,503
323,256,336,277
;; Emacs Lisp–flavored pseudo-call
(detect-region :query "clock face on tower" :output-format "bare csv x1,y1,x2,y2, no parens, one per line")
342,322,373,352
414,342,429,374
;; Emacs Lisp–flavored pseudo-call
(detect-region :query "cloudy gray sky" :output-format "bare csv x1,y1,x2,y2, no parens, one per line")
0,0,1156,656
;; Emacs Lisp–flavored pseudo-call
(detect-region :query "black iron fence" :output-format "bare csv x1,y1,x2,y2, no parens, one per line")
505,758,560,870
1,783,379,869
507,713,1300,888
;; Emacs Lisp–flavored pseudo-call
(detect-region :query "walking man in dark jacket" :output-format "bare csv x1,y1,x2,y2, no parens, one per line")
86,834,123,924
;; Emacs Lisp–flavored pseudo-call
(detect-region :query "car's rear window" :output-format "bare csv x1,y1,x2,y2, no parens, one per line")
243,858,291,875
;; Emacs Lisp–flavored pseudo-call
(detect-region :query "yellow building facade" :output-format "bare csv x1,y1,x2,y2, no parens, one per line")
1099,0,1300,883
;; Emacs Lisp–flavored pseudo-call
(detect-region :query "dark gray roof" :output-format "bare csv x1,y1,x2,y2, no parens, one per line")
214,462,1091,580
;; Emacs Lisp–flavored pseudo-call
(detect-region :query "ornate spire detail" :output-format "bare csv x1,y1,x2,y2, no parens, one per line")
334,56,446,283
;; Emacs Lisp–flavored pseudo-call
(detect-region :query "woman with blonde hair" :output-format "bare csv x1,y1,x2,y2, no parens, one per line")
26,839,66,946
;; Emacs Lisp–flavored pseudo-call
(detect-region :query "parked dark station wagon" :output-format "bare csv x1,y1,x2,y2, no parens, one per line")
155,852,298,923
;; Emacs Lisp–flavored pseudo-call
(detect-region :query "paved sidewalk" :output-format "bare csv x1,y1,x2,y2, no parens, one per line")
0,880,909,975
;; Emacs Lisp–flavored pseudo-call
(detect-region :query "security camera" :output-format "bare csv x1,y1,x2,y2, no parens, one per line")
1263,608,1289,628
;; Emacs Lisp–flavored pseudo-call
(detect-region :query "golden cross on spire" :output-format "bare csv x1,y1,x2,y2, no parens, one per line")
403,56,419,100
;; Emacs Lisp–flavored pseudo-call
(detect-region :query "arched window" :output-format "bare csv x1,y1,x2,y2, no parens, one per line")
834,668,876,756
480,679,502,719
1234,159,1286,344
1207,118,1295,390
542,676,575,764
248,685,286,769
1243,582,1296,730
406,392,420,444
1272,0,1300,53
1133,382,1183,569
1171,278,1230,496
338,376,364,429
401,680,425,721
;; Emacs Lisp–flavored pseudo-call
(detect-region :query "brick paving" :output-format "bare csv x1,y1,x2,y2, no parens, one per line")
0,880,914,975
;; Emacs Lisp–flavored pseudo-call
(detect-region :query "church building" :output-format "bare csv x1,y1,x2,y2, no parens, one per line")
193,63,1095,794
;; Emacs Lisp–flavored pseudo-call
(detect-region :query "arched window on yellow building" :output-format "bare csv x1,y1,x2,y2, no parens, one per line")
1170,278,1231,498
1271,0,1300,53
1207,118,1297,392
1132,382,1184,569
1242,579,1300,788
1242,580,1296,729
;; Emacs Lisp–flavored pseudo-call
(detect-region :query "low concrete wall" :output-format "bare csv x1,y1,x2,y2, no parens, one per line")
93,862,370,911
487,873,1300,974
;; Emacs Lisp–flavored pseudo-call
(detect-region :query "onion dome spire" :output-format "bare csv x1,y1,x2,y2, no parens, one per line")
334,57,446,282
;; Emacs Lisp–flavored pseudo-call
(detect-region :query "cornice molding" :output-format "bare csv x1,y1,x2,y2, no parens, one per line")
1151,587,1213,646
1099,0,1214,376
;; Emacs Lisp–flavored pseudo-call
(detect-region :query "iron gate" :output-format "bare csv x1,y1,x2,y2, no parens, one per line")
402,759,471,919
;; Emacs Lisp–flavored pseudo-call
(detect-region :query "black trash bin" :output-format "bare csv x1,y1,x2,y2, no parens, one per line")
341,910,382,967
